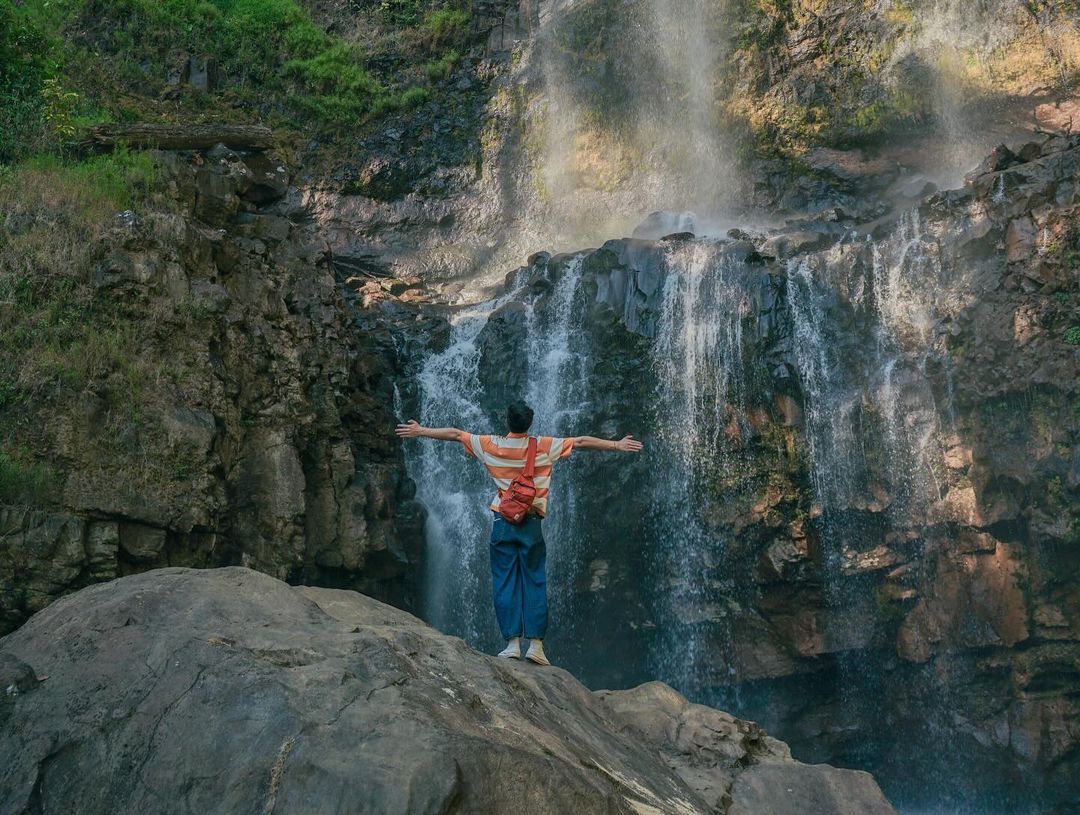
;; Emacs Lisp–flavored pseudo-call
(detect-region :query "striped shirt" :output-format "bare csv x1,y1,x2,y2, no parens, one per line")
459,431,575,517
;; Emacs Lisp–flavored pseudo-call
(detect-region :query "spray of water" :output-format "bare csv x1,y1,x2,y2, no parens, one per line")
525,0,737,252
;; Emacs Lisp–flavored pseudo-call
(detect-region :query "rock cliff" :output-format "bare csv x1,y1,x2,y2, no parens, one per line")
396,134,1080,811
0,567,897,815
0,146,425,634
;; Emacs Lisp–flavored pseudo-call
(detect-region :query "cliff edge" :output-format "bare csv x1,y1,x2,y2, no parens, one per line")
0,567,895,814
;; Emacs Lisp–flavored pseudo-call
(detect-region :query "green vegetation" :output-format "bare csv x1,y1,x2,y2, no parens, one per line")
377,0,428,26
0,150,166,494
0,3,53,161
1065,326,1080,345
846,91,924,140
285,43,402,122
76,0,409,125
424,49,461,82
0,0,479,158
0,451,56,504
422,7,469,46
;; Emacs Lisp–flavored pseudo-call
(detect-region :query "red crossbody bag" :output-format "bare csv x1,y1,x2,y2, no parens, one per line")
498,437,538,524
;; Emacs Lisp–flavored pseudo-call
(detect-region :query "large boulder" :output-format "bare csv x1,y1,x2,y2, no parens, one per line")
0,567,897,815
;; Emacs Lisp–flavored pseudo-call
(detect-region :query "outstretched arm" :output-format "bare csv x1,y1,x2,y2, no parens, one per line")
395,420,463,442
573,435,644,453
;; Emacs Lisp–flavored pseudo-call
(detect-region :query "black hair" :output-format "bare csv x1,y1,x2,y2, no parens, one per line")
507,400,534,434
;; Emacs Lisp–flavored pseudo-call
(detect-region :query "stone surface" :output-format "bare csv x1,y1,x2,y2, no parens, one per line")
0,568,897,815
0,147,425,634
387,135,1080,811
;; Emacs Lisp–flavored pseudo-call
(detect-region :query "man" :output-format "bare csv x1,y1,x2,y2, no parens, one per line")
395,400,644,666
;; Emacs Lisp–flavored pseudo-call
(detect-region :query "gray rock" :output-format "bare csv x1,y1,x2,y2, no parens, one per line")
241,153,289,203
0,568,898,815
760,230,833,258
1005,216,1037,262
118,523,166,563
729,763,896,815
194,167,239,226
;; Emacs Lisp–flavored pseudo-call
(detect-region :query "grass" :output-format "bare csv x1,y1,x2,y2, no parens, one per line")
0,2,53,161
0,149,162,435
3,0,458,144
0,146,209,508
2,147,160,217
422,7,469,46
0,451,57,504
424,49,460,82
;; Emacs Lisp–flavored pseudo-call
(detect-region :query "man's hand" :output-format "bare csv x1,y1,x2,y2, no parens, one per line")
574,434,645,452
396,420,425,439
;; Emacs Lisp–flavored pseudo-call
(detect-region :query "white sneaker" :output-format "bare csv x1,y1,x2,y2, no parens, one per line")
497,637,521,659
525,639,550,666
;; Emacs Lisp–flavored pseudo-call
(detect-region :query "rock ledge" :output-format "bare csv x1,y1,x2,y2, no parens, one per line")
0,568,895,814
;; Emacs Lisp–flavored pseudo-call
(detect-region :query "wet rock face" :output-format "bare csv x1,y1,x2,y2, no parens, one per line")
0,567,897,815
0,147,425,633
418,135,1080,810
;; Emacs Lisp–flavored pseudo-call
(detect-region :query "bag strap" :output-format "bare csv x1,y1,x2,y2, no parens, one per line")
524,437,537,478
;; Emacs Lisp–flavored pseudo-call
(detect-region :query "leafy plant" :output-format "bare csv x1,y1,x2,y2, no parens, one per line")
377,0,426,26
41,77,80,142
424,49,460,82
0,3,51,161
422,7,469,46
1065,326,1080,345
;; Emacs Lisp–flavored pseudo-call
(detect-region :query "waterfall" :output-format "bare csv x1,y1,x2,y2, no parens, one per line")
785,254,866,512
407,241,775,694
403,216,989,808
408,257,590,646
412,293,514,642
646,241,751,694
522,256,591,629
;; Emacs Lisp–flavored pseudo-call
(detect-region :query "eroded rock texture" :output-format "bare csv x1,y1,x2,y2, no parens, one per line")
0,148,424,633
0,567,896,815
394,135,1080,811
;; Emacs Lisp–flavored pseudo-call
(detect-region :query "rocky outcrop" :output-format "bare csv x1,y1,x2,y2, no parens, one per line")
0,567,897,815
0,147,425,634
398,134,1080,811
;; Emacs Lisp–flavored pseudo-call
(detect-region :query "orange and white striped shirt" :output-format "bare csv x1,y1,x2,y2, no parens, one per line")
458,431,576,517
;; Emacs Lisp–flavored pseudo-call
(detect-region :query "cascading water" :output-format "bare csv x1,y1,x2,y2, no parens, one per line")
402,205,1035,809
409,257,592,647
645,241,752,696
412,293,515,642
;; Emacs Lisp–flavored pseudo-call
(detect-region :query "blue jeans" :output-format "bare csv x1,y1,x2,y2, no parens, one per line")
489,513,548,640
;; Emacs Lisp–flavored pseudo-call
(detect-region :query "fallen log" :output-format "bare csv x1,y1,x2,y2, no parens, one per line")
82,123,274,151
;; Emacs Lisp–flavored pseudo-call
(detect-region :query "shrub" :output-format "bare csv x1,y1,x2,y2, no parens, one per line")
399,86,430,107
67,0,397,127
378,0,426,26
1064,326,1080,345
0,4,51,161
0,451,56,504
422,7,469,46
284,43,386,122
424,49,460,82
